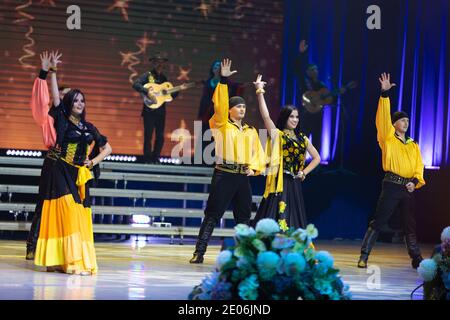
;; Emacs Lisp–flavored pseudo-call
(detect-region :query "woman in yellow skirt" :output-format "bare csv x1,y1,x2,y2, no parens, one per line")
32,51,112,275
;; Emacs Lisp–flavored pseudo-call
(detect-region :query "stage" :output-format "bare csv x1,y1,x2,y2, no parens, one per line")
0,238,431,300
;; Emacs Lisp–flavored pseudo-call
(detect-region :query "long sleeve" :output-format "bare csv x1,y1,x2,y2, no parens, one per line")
132,72,149,94
248,129,266,175
31,70,50,126
413,144,426,189
294,52,308,94
209,78,229,129
375,91,395,143
30,70,56,149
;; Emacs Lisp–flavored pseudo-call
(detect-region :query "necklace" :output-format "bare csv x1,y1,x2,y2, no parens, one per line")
283,129,296,139
69,114,82,127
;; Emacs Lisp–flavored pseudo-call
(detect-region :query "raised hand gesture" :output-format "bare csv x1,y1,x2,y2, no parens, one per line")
379,72,396,92
220,58,237,78
40,51,51,71
253,74,267,90
50,50,62,70
299,40,308,53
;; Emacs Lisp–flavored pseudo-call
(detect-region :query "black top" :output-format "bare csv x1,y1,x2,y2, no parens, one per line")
281,131,308,174
49,102,107,166
132,69,179,115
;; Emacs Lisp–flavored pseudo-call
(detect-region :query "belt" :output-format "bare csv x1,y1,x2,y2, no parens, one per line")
283,170,300,179
384,172,413,186
215,163,249,174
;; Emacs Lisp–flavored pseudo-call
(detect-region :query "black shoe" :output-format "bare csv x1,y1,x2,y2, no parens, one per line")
25,249,34,261
357,227,379,269
411,256,423,269
357,256,368,268
189,253,204,264
190,217,217,264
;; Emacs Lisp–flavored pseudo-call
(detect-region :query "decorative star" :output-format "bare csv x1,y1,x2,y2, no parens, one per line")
107,0,130,22
177,67,191,81
38,0,56,6
119,51,138,66
195,0,211,19
136,32,155,53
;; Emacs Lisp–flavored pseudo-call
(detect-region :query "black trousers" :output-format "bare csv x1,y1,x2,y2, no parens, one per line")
369,181,417,235
204,169,252,224
142,106,166,162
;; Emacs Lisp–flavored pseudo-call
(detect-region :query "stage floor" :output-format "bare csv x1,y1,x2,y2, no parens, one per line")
0,238,431,300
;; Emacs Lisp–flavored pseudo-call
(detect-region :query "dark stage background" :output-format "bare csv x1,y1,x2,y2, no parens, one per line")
282,0,450,243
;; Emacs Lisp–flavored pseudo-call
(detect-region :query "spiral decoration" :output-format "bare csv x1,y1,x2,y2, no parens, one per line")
14,0,36,70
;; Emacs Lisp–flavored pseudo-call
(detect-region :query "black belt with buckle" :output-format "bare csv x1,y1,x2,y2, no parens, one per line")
215,163,249,174
384,172,413,186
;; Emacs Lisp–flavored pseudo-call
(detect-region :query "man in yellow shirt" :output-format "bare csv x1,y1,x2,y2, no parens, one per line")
358,73,425,269
190,59,265,263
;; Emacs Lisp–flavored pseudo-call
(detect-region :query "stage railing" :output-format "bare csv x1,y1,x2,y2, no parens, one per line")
0,156,263,242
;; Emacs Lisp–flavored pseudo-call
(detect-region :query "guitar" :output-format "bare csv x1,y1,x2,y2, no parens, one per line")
142,81,196,109
302,81,357,114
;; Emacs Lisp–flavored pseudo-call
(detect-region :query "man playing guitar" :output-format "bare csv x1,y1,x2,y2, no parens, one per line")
132,52,189,163
295,40,350,155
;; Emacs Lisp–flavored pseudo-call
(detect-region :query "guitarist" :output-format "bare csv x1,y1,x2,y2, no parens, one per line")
294,40,346,155
132,52,186,163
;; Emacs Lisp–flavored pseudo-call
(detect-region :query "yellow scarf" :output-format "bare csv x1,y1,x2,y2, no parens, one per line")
263,130,284,198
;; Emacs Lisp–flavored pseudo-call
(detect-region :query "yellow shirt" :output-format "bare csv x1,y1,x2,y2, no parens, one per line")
209,82,265,174
376,95,425,188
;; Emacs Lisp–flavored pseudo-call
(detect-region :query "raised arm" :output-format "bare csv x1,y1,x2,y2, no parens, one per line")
30,51,51,125
254,74,277,136
375,73,397,143
294,40,309,93
210,59,237,129
50,51,63,107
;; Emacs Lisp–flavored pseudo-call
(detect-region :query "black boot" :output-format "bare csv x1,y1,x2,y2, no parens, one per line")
404,233,423,269
358,227,379,268
190,217,217,264
25,247,35,261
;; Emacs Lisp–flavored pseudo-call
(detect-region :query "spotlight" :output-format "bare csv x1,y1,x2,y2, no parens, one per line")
131,214,151,225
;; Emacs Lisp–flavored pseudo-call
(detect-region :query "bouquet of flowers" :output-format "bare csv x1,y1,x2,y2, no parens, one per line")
188,218,351,300
417,226,450,300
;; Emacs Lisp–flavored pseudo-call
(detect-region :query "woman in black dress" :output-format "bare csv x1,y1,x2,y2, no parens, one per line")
32,51,112,275
251,75,321,230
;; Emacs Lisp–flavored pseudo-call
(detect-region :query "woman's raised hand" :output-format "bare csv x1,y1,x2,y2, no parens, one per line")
253,74,267,90
50,50,63,69
220,58,237,78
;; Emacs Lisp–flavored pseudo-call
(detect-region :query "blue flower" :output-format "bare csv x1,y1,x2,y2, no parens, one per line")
257,251,280,280
235,224,256,239
210,281,233,300
417,259,438,282
442,272,450,290
237,256,252,270
306,224,318,239
272,235,296,250
281,252,306,276
200,271,220,293
315,251,334,274
238,274,259,300
216,250,233,269
255,218,280,235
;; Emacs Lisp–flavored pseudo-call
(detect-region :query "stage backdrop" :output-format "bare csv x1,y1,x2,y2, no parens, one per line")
0,0,283,155
281,0,450,241
282,0,450,169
